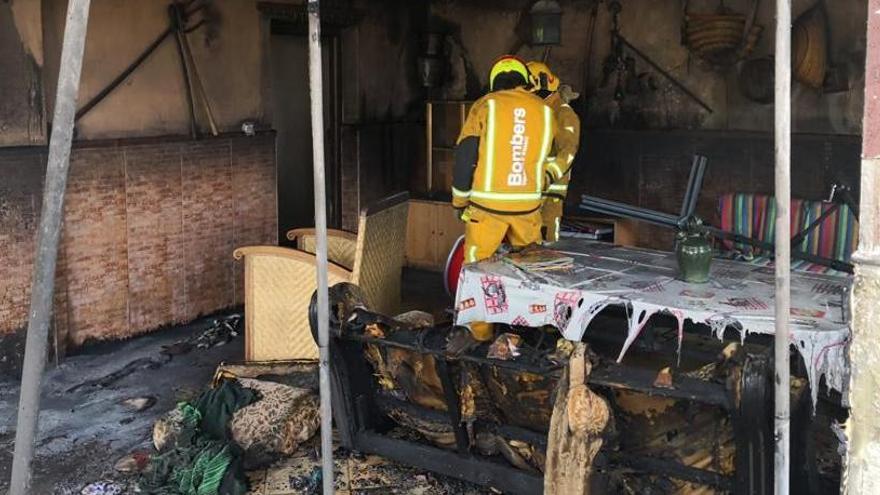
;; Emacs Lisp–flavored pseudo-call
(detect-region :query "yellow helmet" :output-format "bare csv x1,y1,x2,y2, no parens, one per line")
489,55,530,91
526,61,560,92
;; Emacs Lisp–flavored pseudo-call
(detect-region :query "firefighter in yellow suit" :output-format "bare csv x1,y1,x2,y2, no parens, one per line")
451,55,560,342
526,61,581,243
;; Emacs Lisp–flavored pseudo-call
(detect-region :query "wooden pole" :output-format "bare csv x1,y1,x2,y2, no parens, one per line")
9,0,91,493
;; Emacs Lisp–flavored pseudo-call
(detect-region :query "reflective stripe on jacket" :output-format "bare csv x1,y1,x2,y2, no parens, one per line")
453,88,558,213
543,97,580,200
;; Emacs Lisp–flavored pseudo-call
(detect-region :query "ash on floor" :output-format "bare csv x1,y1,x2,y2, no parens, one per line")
0,313,246,494
1,268,465,494
248,442,490,495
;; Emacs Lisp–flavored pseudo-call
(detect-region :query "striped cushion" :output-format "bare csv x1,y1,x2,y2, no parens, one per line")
716,193,858,270
796,201,859,262
718,193,803,258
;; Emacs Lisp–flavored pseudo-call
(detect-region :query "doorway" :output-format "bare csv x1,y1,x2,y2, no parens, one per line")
269,21,341,244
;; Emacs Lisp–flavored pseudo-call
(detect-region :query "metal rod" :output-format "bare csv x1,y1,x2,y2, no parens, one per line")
580,195,680,226
616,35,714,113
173,30,199,139
706,227,853,273
9,0,91,493
581,195,678,218
680,158,700,218
581,204,678,228
306,1,334,493
579,205,677,227
75,25,171,121
681,155,707,218
773,0,792,492
789,202,841,247
579,202,672,222
180,31,219,136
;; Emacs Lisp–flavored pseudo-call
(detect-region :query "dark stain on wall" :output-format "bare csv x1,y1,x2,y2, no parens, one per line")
568,129,862,249
0,134,278,376
0,1,45,146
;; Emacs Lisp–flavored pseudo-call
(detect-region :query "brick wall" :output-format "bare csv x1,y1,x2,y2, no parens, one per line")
0,133,277,372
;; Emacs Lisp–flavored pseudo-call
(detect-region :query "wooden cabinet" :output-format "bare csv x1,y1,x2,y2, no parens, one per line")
406,199,465,271
404,204,639,271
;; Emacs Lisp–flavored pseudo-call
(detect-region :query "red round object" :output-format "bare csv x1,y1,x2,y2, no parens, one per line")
444,235,466,297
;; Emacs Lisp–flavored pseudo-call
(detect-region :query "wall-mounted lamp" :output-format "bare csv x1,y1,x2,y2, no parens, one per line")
530,0,562,45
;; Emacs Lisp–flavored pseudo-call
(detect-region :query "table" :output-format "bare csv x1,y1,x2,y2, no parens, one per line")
453,239,851,405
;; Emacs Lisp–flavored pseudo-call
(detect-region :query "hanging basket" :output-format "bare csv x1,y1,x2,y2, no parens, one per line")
683,1,763,68
792,3,828,90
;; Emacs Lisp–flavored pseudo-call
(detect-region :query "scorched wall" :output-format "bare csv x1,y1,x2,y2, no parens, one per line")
0,133,277,373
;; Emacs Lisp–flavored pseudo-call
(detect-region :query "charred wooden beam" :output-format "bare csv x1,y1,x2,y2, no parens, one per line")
355,432,544,495
607,453,734,490
372,396,734,490
732,352,773,495
591,364,731,408
338,323,731,409
435,359,470,454
328,298,772,493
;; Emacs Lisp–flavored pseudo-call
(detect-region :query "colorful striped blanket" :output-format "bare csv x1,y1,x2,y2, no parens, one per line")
716,193,858,274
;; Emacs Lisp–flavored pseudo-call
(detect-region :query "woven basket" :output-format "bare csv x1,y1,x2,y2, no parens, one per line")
793,4,828,90
684,9,762,66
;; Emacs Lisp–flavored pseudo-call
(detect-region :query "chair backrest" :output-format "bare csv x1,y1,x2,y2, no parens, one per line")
352,192,410,315
288,228,358,271
717,192,859,262
233,246,350,361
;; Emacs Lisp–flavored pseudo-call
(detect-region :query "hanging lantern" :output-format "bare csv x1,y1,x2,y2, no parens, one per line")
529,0,562,45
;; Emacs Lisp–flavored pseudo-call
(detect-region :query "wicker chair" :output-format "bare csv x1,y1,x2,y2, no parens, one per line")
233,246,351,361
286,228,358,271
286,191,410,316
235,192,409,362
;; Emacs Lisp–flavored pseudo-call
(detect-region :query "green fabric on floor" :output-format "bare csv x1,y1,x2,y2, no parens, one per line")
196,379,258,441
140,379,258,495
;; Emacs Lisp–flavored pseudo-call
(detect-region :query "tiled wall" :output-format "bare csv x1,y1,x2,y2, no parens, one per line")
0,133,277,372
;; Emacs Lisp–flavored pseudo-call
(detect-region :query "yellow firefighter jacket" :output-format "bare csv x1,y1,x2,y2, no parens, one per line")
543,93,580,200
452,87,559,214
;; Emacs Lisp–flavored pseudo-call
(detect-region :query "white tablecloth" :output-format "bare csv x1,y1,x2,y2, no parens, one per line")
453,239,851,404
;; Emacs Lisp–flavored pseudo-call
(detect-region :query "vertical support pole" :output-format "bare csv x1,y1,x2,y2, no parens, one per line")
844,1,880,492
9,1,91,493
306,1,334,493
773,0,792,493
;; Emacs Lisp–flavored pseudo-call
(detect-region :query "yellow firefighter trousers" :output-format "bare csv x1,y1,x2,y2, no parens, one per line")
462,206,542,341
541,197,564,243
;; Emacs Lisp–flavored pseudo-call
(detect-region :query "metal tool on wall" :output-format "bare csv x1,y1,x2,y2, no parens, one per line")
602,1,714,114
75,0,218,138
